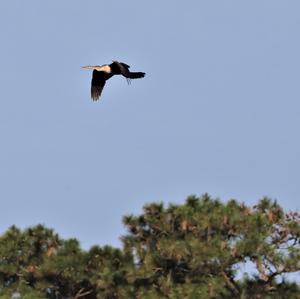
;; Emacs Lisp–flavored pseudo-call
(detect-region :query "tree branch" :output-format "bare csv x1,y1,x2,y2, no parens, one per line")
221,271,240,296
74,288,93,299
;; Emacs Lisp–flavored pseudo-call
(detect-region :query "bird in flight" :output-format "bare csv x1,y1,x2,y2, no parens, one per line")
82,60,145,101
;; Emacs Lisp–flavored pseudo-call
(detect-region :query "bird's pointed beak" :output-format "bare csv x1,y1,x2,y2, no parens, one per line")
81,66,94,69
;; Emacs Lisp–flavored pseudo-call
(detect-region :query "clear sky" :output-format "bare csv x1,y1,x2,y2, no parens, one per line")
0,1,299,249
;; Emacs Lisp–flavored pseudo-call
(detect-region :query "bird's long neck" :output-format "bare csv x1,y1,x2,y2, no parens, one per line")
82,65,112,73
98,65,112,73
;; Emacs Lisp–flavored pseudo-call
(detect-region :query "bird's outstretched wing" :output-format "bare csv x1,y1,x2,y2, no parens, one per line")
91,70,106,101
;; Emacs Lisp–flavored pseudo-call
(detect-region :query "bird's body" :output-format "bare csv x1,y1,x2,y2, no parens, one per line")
82,61,145,101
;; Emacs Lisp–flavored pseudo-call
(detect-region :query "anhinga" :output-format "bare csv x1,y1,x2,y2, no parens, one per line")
82,60,145,101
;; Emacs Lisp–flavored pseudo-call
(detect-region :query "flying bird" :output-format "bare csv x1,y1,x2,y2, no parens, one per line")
82,61,145,101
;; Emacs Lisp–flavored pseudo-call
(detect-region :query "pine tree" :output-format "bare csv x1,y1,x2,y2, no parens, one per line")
1,196,300,298
122,195,300,298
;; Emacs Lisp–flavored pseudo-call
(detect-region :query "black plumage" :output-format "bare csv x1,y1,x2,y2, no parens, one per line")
82,61,145,101
91,70,106,101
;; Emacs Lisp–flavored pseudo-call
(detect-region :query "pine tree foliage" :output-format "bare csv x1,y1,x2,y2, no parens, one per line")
121,195,300,298
1,195,300,298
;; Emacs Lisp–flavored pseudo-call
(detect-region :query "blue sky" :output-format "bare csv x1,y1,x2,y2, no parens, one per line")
0,1,299,249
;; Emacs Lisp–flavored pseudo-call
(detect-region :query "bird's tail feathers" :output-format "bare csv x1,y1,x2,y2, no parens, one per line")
128,72,146,79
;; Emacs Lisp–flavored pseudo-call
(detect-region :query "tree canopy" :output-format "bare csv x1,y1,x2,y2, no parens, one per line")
1,195,300,298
